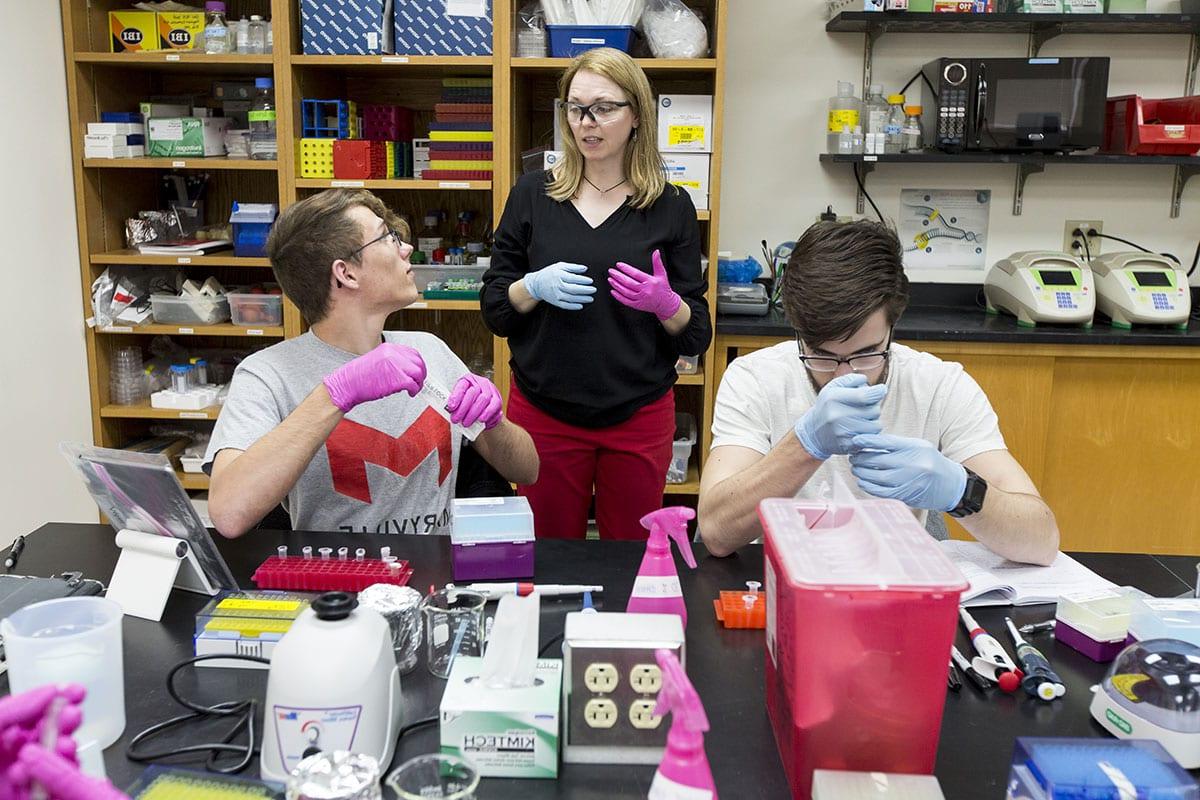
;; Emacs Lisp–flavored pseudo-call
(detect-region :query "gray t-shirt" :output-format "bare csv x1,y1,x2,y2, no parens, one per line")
203,331,471,534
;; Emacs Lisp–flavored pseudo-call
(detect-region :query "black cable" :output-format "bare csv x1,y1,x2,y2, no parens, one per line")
539,631,564,657
1090,232,1181,266
397,716,438,739
1079,230,1092,263
852,163,884,224
1188,240,1200,278
126,653,269,774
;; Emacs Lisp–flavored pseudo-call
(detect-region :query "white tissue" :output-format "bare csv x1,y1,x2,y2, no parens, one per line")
479,592,540,689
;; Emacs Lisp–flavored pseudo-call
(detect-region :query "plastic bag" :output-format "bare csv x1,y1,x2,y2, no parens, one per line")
640,0,707,58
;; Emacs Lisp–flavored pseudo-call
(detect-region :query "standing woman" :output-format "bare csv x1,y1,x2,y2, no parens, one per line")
482,47,711,540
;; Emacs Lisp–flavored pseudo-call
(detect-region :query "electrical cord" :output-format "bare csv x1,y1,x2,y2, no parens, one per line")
126,653,270,774
1090,232,1180,265
853,163,884,223
539,631,564,657
1079,230,1092,263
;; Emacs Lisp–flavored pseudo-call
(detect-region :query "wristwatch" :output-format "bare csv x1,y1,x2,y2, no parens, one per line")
949,467,987,518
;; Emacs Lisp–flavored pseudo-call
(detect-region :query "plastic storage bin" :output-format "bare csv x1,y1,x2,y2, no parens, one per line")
1007,738,1199,800
760,496,968,799
1127,596,1200,648
229,202,277,257
228,291,283,326
412,264,487,292
546,25,636,58
1104,95,1200,156
150,294,230,325
450,496,535,581
1055,587,1145,662
667,413,696,484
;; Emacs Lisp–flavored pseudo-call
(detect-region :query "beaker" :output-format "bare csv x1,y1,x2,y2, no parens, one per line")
386,754,479,800
421,588,485,678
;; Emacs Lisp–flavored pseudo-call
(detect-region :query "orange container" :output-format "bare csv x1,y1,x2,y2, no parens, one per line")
713,590,766,629
1104,95,1200,156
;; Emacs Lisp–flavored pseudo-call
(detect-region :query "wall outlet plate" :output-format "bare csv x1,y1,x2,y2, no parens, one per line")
561,612,685,765
1064,219,1103,258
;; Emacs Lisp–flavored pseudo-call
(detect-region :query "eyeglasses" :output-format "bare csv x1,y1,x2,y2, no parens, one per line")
564,100,633,125
346,227,405,261
796,331,892,373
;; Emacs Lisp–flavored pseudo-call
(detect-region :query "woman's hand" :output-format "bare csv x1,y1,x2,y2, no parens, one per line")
607,250,682,321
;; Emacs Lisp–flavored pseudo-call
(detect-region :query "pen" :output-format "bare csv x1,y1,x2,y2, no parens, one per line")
447,583,603,600
947,659,962,691
1018,620,1056,635
951,645,994,692
5,535,26,571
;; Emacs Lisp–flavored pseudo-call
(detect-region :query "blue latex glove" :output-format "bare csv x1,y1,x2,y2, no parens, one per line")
523,262,596,311
849,433,968,512
793,373,888,460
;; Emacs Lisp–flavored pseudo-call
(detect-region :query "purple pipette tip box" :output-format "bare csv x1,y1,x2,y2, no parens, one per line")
1054,619,1126,662
450,496,535,581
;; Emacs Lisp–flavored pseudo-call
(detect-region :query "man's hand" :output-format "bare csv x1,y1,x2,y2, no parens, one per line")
447,374,503,430
849,433,968,511
322,343,426,413
793,373,887,461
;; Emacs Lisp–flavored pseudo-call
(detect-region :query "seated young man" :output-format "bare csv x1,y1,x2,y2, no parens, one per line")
698,220,1058,564
204,189,539,538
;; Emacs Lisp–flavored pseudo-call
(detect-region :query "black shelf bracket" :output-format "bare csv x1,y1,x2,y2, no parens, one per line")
1012,161,1044,216
1171,163,1200,219
1028,23,1065,57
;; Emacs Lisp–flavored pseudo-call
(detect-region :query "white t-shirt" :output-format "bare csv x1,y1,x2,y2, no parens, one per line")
710,341,1007,528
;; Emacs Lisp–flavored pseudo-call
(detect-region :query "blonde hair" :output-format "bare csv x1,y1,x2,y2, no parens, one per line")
546,48,667,211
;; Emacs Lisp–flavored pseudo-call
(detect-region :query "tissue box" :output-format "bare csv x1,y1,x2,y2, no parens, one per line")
451,497,535,581
394,0,493,56
440,656,562,778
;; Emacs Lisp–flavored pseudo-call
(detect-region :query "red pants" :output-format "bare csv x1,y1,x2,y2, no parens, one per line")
507,384,675,541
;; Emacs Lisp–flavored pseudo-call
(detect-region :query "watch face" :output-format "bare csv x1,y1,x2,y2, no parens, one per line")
951,472,986,518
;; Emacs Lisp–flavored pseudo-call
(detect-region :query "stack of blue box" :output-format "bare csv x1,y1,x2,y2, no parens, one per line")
301,0,394,55
394,0,492,56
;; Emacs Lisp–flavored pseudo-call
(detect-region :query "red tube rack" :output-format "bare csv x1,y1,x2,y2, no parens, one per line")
251,555,414,592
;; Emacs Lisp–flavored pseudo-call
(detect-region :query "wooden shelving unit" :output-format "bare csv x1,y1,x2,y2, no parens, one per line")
61,0,726,504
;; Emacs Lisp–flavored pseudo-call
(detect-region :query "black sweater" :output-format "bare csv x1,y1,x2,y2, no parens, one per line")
482,171,711,428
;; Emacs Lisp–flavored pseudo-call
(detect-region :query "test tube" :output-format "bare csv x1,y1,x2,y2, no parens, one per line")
338,546,349,560
355,548,366,561
318,547,332,560
276,545,287,560
302,545,313,559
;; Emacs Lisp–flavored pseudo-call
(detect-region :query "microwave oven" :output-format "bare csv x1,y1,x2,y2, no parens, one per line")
920,57,1109,153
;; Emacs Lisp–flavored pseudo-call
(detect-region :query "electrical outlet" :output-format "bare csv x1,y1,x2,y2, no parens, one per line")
584,663,618,693
628,699,663,730
584,698,618,729
1064,219,1103,258
629,664,662,694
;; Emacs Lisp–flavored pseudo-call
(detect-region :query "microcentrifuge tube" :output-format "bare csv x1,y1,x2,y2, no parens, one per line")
380,546,391,560
742,594,757,609
746,580,762,593
277,545,287,559
302,546,313,559
355,548,365,561
318,547,332,560
337,546,348,560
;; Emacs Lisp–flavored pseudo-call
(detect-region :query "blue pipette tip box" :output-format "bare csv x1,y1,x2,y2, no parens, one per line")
1008,738,1199,799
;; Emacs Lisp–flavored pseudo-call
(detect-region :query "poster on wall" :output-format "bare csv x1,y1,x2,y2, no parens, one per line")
898,189,990,272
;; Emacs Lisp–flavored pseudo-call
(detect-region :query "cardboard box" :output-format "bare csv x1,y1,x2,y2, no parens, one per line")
662,153,710,210
109,11,159,52
413,138,431,178
657,94,713,153
158,12,205,50
394,0,493,56
147,117,230,157
87,122,145,136
140,102,192,121
440,657,562,778
301,0,393,54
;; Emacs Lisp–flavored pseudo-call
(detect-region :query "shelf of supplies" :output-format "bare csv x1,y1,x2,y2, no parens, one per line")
83,157,278,170
74,52,274,72
176,469,210,490
696,210,710,221
512,57,717,73
675,371,705,385
295,178,491,190
91,250,272,267
290,54,493,73
826,11,1200,37
409,297,482,311
101,400,223,420
820,153,1200,218
98,323,284,337
663,463,700,495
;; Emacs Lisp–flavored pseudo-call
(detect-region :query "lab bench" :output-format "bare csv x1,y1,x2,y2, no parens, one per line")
5,523,1199,798
711,290,1200,555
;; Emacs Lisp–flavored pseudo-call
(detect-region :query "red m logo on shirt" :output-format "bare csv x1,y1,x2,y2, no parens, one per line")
326,408,453,504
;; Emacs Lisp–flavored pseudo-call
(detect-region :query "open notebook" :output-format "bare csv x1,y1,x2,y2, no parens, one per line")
939,540,1117,607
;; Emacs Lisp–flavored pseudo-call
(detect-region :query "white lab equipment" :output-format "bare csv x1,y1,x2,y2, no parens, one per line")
1090,252,1191,328
259,592,401,783
984,251,1095,327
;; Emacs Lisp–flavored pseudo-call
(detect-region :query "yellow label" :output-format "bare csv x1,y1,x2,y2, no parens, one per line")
668,125,707,146
217,598,302,612
109,11,159,52
672,180,702,189
827,109,860,133
1111,673,1150,702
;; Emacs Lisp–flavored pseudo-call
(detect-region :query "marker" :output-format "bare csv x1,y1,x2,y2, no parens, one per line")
448,583,603,601
947,659,962,691
951,645,994,692
4,535,26,571
1005,617,1066,701
960,607,1023,693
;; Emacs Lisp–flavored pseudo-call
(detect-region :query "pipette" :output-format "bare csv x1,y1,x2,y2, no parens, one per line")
1005,617,1066,701
447,582,602,601
960,607,1023,693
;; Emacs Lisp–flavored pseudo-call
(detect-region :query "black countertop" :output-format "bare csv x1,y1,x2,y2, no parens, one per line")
716,285,1200,346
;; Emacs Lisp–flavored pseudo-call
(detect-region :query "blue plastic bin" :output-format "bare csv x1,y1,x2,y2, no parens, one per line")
229,202,278,259
546,25,636,58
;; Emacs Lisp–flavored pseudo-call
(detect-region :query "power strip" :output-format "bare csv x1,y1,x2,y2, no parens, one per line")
561,612,685,765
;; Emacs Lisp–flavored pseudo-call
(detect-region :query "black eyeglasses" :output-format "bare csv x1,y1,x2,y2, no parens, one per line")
796,331,893,373
564,100,633,125
346,227,404,261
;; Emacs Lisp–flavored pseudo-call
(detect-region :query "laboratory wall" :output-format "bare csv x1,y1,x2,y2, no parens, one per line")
718,4,1199,285
0,3,97,542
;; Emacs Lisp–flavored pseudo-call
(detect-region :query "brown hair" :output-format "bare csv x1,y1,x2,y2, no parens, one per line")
266,189,411,324
782,220,909,346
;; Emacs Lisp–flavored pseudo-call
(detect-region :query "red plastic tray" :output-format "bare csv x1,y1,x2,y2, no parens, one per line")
1104,95,1200,156
252,555,414,592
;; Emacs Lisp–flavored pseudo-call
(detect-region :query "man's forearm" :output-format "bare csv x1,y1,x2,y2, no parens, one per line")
210,384,343,538
473,418,539,485
958,488,1059,566
699,436,822,557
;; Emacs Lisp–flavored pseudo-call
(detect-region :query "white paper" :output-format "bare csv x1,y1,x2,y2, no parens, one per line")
899,189,990,272
446,0,488,17
939,540,1116,607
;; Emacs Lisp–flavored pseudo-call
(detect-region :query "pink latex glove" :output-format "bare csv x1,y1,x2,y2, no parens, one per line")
607,249,683,322
446,373,503,430
11,745,129,800
323,343,427,413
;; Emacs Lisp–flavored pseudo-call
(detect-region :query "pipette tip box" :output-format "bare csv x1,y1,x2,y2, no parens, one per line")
1007,737,1199,800
450,496,534,581
128,765,285,798
193,590,316,668
812,769,945,799
1054,587,1143,662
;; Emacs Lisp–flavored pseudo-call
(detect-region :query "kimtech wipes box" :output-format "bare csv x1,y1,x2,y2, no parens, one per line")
301,0,394,54
440,657,562,778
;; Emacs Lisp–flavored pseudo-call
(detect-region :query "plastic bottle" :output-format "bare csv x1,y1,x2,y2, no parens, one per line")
234,16,250,53
418,213,444,262
170,364,190,393
836,124,855,155
202,1,231,54
901,105,924,153
884,93,906,155
827,81,861,155
851,124,864,155
190,357,208,385
249,77,277,160
266,19,273,53
649,648,717,800
626,506,697,625
247,15,267,54
864,84,889,151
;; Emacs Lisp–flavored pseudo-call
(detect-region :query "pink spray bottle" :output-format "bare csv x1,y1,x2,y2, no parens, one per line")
626,506,696,626
649,648,717,799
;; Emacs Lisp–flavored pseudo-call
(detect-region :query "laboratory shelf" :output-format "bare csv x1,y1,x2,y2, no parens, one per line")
97,323,284,337
290,55,493,75
176,470,210,490
74,52,273,73
664,463,701,495
408,298,482,311
83,158,278,171
100,400,223,420
295,179,491,191
676,371,706,386
90,250,272,268
512,57,717,73
826,11,1200,38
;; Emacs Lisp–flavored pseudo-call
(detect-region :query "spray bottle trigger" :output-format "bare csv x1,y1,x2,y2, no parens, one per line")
642,506,697,570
